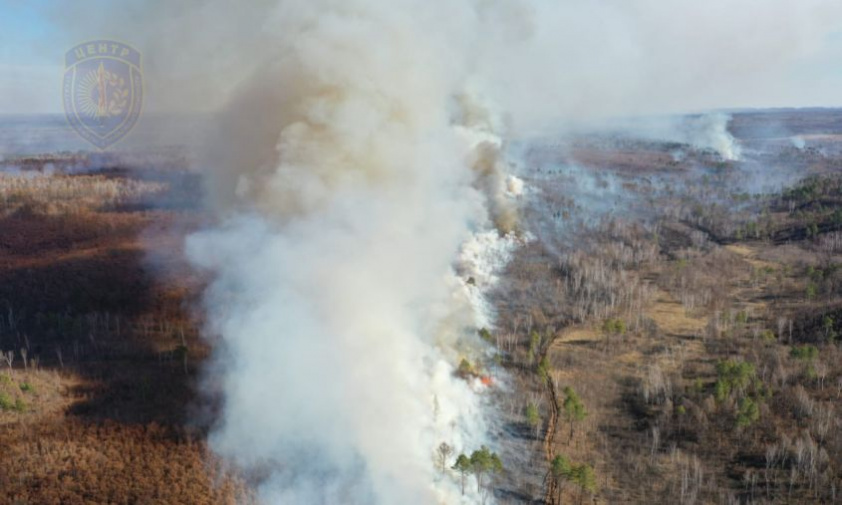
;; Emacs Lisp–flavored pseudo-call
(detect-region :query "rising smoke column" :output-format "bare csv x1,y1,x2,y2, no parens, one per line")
186,1,515,503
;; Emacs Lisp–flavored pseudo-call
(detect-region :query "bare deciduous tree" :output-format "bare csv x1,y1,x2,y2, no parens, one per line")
436,442,453,474
3,350,13,378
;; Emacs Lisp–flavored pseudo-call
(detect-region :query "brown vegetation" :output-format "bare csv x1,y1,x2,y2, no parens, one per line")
0,157,252,504
488,111,842,504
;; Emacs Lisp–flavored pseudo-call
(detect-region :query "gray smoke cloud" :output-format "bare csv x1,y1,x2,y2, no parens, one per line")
41,0,842,120
471,0,842,133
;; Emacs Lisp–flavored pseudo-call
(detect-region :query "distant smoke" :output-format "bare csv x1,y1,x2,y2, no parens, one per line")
601,113,742,160
680,113,742,160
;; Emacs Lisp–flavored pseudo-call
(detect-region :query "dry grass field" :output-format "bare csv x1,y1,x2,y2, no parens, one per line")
0,155,254,505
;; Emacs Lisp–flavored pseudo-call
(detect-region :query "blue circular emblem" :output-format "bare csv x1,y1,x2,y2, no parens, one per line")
62,41,143,150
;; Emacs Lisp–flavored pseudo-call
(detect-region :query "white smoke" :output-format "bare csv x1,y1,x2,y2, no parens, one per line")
469,0,842,133
590,112,743,160
186,214,493,504
655,113,743,160
185,1,517,503
457,231,524,330
681,113,742,160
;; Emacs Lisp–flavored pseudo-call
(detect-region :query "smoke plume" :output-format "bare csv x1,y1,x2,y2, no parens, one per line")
597,112,743,160
186,2,516,503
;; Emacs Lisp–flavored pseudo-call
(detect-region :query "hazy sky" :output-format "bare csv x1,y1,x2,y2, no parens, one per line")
0,1,59,114
1,0,841,115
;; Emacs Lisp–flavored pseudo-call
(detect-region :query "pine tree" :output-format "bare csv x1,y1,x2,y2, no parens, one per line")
452,454,471,496
562,387,587,442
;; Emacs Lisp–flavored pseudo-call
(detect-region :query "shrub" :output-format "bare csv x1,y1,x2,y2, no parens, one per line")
526,403,541,428
736,398,760,427
457,359,475,378
478,328,493,343
529,331,541,357
562,387,587,422
551,454,571,478
790,345,818,361
714,360,756,402
571,463,597,494
537,356,550,382
602,318,626,335
0,393,25,412
822,316,837,343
